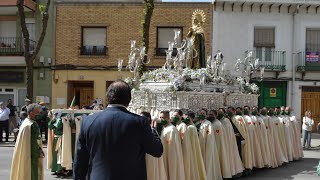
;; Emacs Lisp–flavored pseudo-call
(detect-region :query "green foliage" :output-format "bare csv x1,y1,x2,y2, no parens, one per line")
38,4,46,14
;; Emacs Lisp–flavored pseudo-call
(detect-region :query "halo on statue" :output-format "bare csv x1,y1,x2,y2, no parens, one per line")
192,9,206,24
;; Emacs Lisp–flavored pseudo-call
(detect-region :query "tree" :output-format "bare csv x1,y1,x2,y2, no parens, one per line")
17,0,51,101
139,0,154,76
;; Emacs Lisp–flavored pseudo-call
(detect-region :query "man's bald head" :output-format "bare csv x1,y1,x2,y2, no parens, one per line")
106,80,131,107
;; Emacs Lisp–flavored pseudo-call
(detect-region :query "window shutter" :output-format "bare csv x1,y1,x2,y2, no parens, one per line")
157,27,182,48
83,28,106,46
306,29,320,52
254,28,275,47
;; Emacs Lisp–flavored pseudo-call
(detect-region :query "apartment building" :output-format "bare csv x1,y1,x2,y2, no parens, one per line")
53,0,212,108
213,0,320,131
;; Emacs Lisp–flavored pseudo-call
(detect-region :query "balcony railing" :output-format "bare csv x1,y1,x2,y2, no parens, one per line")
79,46,107,56
245,50,286,71
297,51,320,71
0,0,37,11
155,48,178,56
0,37,36,56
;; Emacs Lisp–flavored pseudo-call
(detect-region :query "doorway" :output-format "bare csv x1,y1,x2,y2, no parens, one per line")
68,81,94,108
301,86,320,132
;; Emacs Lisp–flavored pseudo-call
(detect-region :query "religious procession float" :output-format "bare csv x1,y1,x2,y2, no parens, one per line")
122,9,264,115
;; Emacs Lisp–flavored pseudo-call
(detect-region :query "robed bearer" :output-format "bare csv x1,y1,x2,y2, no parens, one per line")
219,108,244,177
251,107,271,167
198,108,222,180
268,108,287,165
279,106,293,162
231,107,253,171
210,110,232,178
172,110,193,180
141,112,167,180
259,108,278,168
10,103,45,180
159,111,185,180
243,106,264,168
286,107,303,159
184,111,206,180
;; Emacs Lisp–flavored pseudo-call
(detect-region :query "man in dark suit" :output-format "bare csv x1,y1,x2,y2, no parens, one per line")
73,80,163,180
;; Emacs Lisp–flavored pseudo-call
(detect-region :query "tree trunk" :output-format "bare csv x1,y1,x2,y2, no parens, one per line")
140,0,154,76
17,0,51,101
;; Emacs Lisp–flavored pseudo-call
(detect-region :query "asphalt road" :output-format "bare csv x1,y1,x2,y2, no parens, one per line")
1,134,319,180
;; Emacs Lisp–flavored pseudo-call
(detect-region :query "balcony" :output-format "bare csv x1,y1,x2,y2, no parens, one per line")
79,46,107,56
0,37,36,56
0,0,37,13
245,50,286,71
297,51,320,72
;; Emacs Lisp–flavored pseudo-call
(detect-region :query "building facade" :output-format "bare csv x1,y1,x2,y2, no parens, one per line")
53,0,212,108
0,0,53,108
213,0,320,131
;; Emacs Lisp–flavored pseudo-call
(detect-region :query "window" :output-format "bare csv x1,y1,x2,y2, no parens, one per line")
156,27,182,56
26,19,35,52
306,29,320,52
80,27,107,56
254,27,275,62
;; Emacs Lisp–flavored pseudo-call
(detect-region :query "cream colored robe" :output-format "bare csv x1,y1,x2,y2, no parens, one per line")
176,122,192,180
47,128,54,170
254,115,271,167
284,115,298,161
271,116,288,164
146,154,167,180
220,118,244,176
187,124,206,180
199,120,222,180
231,115,253,170
161,123,185,180
289,115,304,159
243,115,264,168
61,116,72,170
10,118,43,180
211,119,232,178
278,115,293,162
260,115,278,168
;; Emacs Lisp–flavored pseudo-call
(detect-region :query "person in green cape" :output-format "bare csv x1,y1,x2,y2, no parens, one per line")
47,112,63,177
10,103,45,180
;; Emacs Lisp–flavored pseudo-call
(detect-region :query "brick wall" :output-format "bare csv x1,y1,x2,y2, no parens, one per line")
55,2,212,68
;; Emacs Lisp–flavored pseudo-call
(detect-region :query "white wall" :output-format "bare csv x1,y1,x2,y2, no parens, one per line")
212,9,294,78
213,4,320,121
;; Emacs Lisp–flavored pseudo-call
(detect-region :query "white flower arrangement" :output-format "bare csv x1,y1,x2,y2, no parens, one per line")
138,68,259,94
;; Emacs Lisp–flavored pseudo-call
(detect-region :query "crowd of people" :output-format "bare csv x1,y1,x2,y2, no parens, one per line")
47,111,91,179
0,98,49,143
8,80,317,180
141,106,304,180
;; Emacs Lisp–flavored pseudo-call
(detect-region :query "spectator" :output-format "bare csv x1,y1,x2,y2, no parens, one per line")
13,111,28,142
21,98,31,112
37,102,49,143
7,99,17,136
0,101,10,142
302,110,314,149
74,80,163,179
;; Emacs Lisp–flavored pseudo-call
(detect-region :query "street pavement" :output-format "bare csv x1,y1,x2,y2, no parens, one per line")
0,134,319,180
